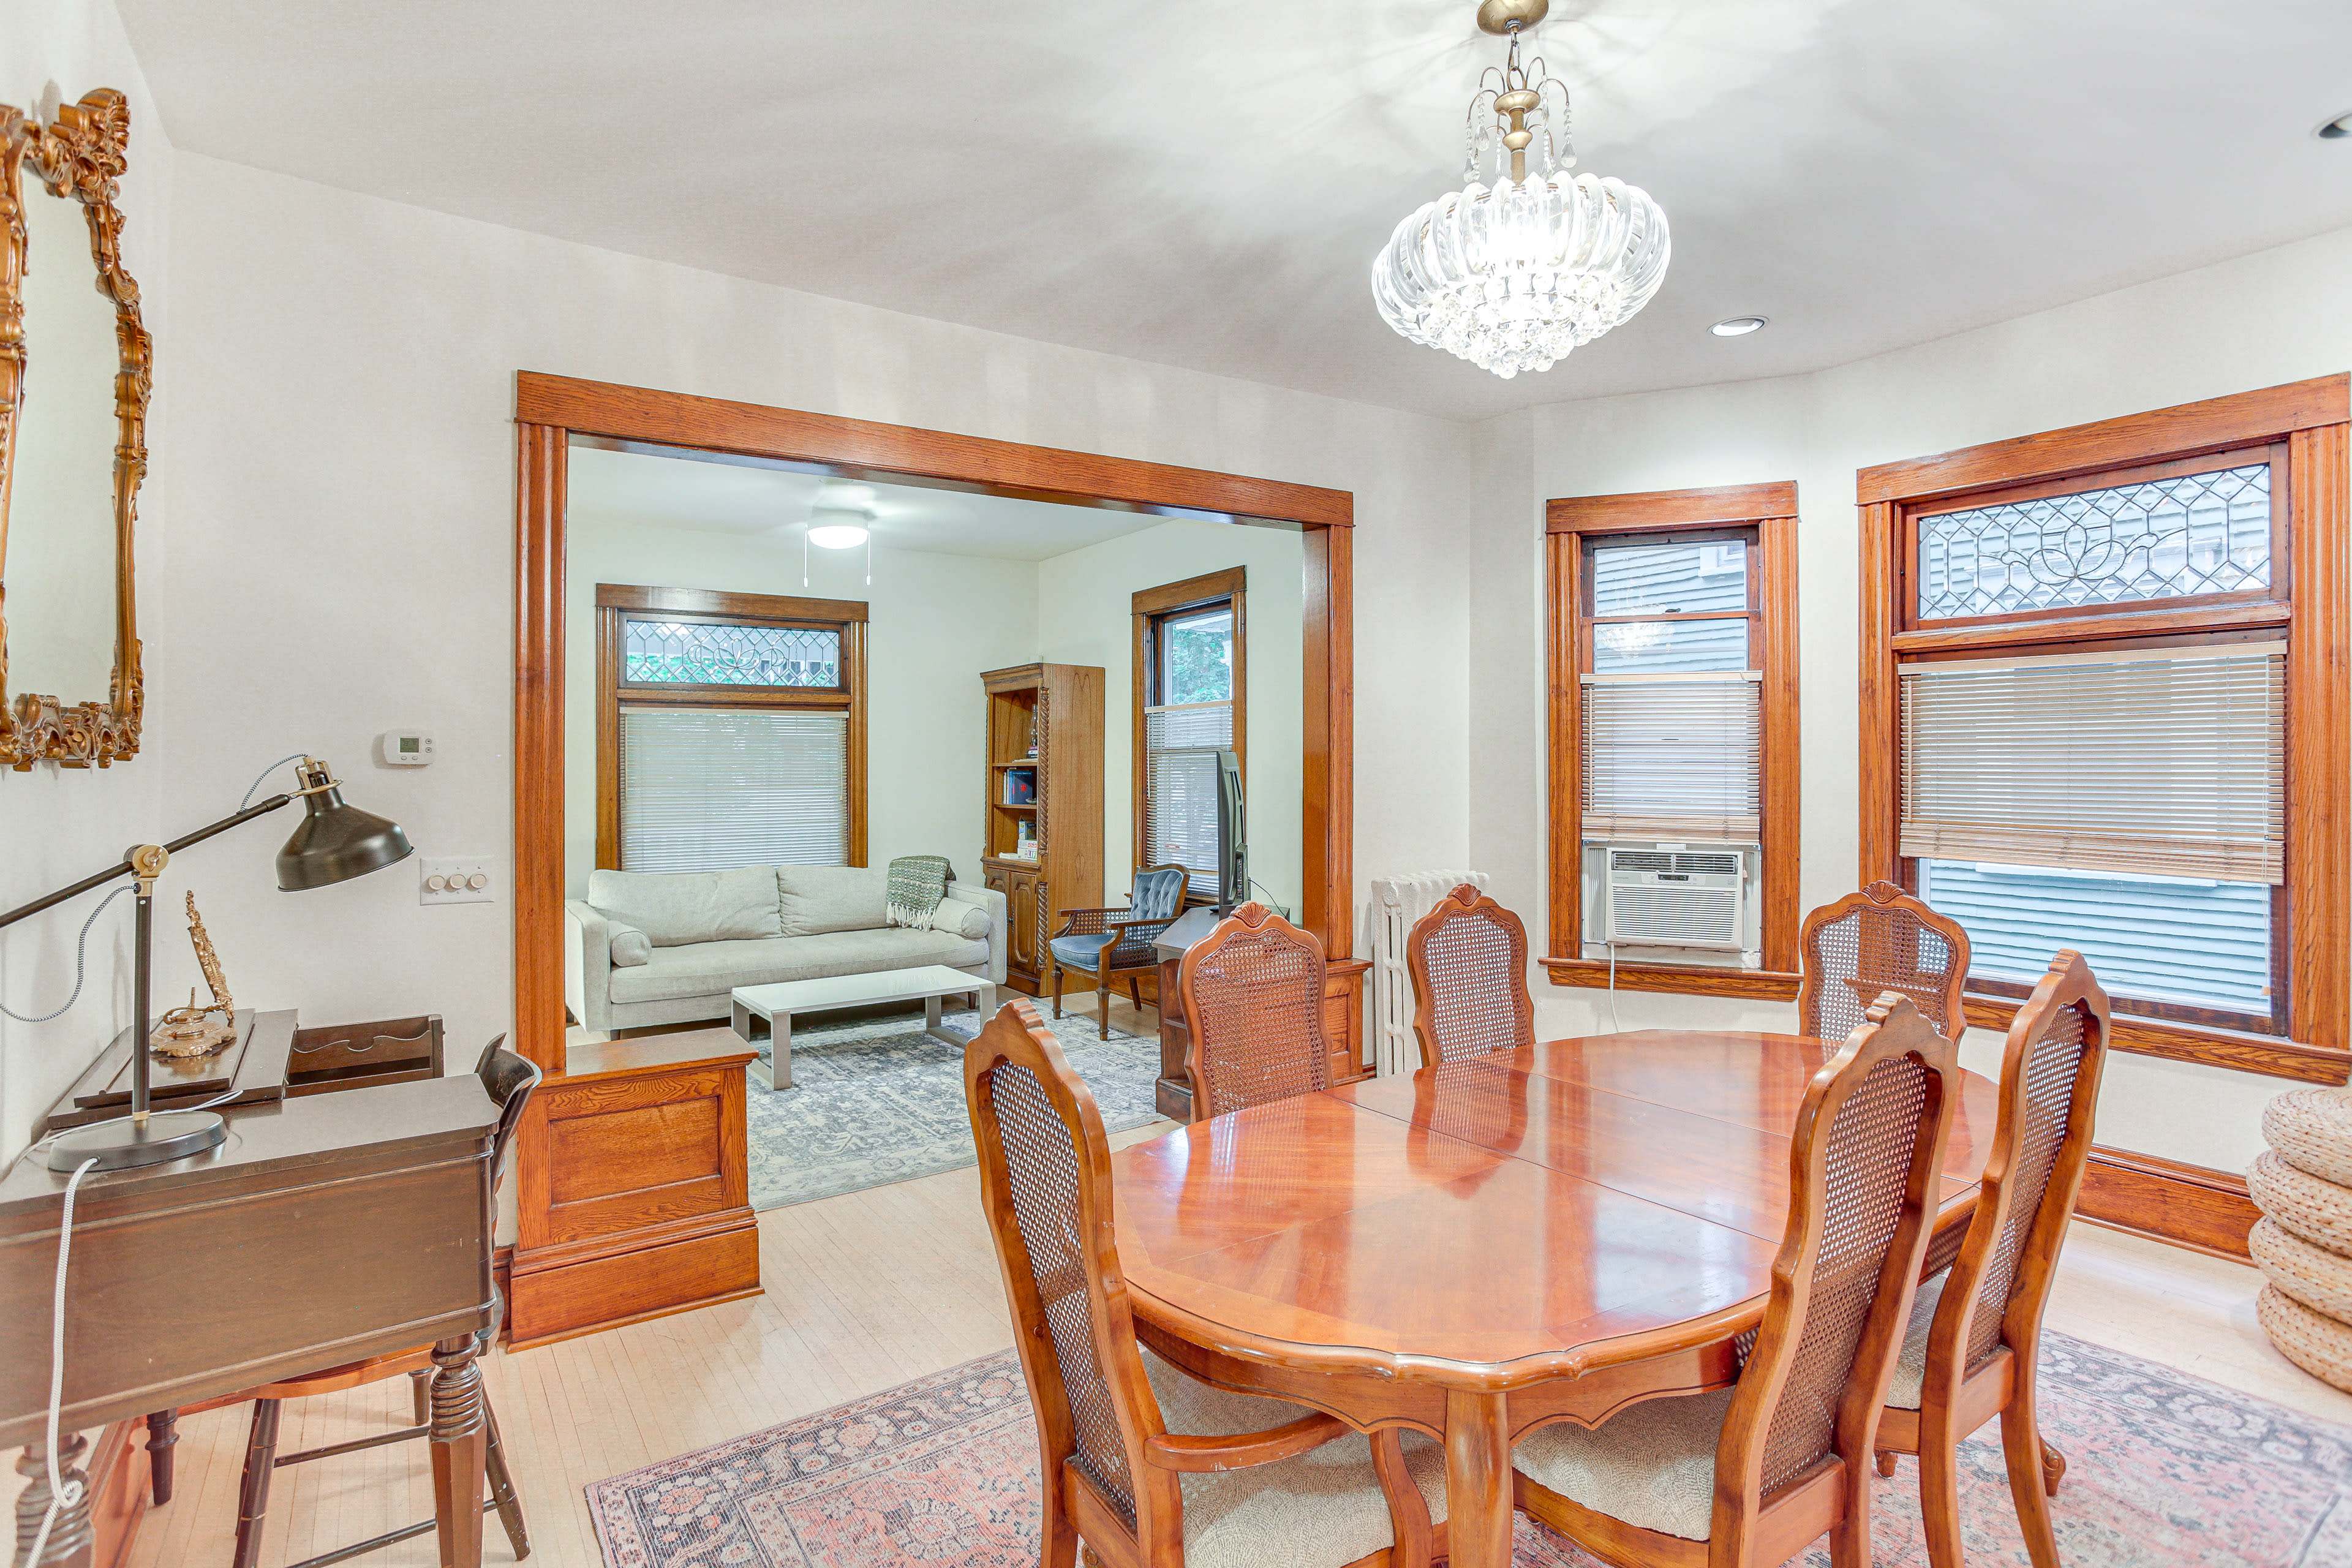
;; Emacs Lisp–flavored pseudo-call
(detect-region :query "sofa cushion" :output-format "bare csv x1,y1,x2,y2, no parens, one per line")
609,926,652,967
777,865,889,937
587,867,780,946
930,895,991,940
608,927,992,1005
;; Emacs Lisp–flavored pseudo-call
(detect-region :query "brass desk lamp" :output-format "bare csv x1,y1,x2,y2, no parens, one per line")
1,756,412,1171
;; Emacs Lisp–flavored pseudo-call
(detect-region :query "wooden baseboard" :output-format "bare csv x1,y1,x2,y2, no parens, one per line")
2076,1146,2258,1262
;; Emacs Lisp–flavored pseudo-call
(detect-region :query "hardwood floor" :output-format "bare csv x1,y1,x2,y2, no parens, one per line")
116,1000,2346,1567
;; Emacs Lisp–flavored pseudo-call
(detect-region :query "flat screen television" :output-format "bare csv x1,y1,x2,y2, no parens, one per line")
1214,748,1247,914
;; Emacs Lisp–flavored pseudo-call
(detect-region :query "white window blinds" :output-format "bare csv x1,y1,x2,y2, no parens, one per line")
619,707,849,872
1580,673,1762,842
1144,701,1232,899
1899,645,2285,884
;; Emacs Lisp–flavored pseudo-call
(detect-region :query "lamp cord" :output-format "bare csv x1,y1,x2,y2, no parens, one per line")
0,886,133,1025
239,752,309,812
23,1155,99,1567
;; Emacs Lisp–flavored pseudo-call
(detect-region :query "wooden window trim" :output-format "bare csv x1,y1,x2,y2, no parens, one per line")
1542,483,1801,992
1133,567,1246,906
594,581,870,872
1858,374,2351,1082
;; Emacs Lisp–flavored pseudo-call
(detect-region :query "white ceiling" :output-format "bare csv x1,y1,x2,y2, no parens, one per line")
115,0,2352,422
565,443,1169,560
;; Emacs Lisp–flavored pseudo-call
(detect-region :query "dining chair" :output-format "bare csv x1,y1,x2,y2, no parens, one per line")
221,1038,540,1568
963,999,1443,1568
1872,949,2109,1568
1404,883,1536,1067
1512,992,1959,1567
1796,880,1972,1043
1050,864,1191,1039
1180,901,1333,1119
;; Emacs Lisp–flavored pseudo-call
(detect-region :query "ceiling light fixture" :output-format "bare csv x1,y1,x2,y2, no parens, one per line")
1710,316,1768,337
1372,0,1670,379
802,500,874,587
2318,111,2352,140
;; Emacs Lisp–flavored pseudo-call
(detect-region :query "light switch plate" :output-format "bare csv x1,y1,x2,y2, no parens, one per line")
420,856,497,905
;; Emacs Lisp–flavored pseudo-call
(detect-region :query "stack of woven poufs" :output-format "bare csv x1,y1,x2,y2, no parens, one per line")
2250,1087,2352,1390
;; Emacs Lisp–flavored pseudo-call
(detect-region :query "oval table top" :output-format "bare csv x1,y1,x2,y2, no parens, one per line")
1110,1029,1996,1388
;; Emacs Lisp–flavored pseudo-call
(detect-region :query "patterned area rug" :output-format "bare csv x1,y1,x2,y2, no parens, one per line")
587,1335,2352,1568
745,1005,1159,1211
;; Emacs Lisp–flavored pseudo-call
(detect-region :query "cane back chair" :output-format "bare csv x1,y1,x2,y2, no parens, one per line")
1051,864,1190,1039
1796,881,1972,1044
963,1000,1442,1568
1179,902,1334,1120
1512,993,1960,1568
1405,883,1536,1068
1873,949,2109,1568
220,1037,540,1568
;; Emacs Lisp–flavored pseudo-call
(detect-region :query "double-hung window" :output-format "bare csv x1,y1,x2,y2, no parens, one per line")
1545,485,1800,987
1860,377,2350,1070
1134,569,1245,905
595,585,868,873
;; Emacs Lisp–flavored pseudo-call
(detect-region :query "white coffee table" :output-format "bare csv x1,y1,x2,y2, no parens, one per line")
729,965,995,1090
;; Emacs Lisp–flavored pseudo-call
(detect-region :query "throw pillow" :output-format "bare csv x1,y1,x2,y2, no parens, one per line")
608,926,652,967
928,898,991,940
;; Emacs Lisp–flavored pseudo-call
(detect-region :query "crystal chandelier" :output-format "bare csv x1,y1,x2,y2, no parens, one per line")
1372,0,1670,379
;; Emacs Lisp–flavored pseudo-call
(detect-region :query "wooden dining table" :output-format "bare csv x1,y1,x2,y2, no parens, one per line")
1109,1029,1996,1568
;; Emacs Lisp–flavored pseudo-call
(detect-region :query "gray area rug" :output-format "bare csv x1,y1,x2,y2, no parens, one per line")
745,1006,1161,1211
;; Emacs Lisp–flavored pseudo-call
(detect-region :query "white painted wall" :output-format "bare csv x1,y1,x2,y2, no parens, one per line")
1481,222,2352,1175
560,526,1041,895
0,0,174,1164
1035,518,1306,916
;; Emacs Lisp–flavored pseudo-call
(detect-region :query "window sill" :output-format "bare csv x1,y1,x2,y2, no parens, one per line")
1959,993,2346,1085
1541,957,1800,1002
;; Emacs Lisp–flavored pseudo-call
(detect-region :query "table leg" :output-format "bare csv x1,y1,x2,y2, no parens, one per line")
774,1010,793,1088
1444,1388,1513,1568
15,1433,94,1568
144,1409,178,1505
428,1335,487,1568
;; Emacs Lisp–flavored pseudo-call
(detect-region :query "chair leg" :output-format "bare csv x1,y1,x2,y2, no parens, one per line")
482,1395,532,1559
1874,1449,1898,1477
410,1369,432,1427
1826,1475,1872,1568
2040,1438,2067,1496
1051,963,1065,1020
2001,1403,2064,1568
231,1400,282,1568
1917,1425,1966,1568
1097,977,1111,1041
1126,976,1142,1010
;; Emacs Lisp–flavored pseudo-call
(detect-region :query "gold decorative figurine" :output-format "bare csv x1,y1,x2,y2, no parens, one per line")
149,891,238,1057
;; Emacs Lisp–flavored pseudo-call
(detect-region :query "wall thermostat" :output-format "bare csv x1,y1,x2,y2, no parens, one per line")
379,730,434,766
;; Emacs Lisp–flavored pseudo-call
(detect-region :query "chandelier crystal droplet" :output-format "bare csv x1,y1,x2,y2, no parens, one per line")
1372,8,1669,379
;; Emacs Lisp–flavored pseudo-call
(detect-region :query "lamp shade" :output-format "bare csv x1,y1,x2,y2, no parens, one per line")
276,760,413,891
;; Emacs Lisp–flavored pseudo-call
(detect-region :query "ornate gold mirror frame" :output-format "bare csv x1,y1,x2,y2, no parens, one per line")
0,88,149,768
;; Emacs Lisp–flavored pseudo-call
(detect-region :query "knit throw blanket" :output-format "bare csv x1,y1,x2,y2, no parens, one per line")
886,855,954,930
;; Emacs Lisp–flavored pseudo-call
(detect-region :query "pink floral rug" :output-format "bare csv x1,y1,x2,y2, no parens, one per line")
586,1333,2352,1567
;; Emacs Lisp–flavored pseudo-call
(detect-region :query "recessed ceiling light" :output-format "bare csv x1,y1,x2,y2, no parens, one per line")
807,504,871,548
1710,316,1768,337
2319,110,2352,140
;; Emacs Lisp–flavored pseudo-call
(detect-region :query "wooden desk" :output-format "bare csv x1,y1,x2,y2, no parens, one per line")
2,1076,502,1568
1148,906,1370,1121
1110,1030,1997,1568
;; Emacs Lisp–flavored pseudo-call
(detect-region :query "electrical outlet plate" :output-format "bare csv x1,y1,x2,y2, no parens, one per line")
420,856,497,905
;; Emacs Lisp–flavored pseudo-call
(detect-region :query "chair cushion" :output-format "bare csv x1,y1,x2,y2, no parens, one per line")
607,927,989,1005
586,867,780,946
776,865,890,937
1512,1385,1734,1542
609,926,652,967
1141,1350,1446,1568
1050,933,1115,973
1131,867,1188,922
1885,1269,1950,1411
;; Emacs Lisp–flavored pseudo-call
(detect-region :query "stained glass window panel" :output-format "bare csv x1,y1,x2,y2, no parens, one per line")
1915,464,2271,621
624,619,842,687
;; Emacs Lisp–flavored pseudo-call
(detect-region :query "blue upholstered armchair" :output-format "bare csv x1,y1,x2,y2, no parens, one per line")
1047,864,1191,1039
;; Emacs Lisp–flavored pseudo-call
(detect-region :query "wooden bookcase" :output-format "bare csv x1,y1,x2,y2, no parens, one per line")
981,663,1104,995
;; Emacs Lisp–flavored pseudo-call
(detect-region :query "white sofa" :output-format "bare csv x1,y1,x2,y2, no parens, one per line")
565,864,1007,1036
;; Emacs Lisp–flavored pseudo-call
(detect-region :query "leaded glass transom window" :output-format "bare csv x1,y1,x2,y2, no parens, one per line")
1915,463,2272,622
624,618,842,687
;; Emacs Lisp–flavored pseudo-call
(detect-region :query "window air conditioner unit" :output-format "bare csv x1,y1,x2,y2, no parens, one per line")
1602,845,1749,951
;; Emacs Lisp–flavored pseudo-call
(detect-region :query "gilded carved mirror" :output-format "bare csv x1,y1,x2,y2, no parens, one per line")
0,88,149,768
